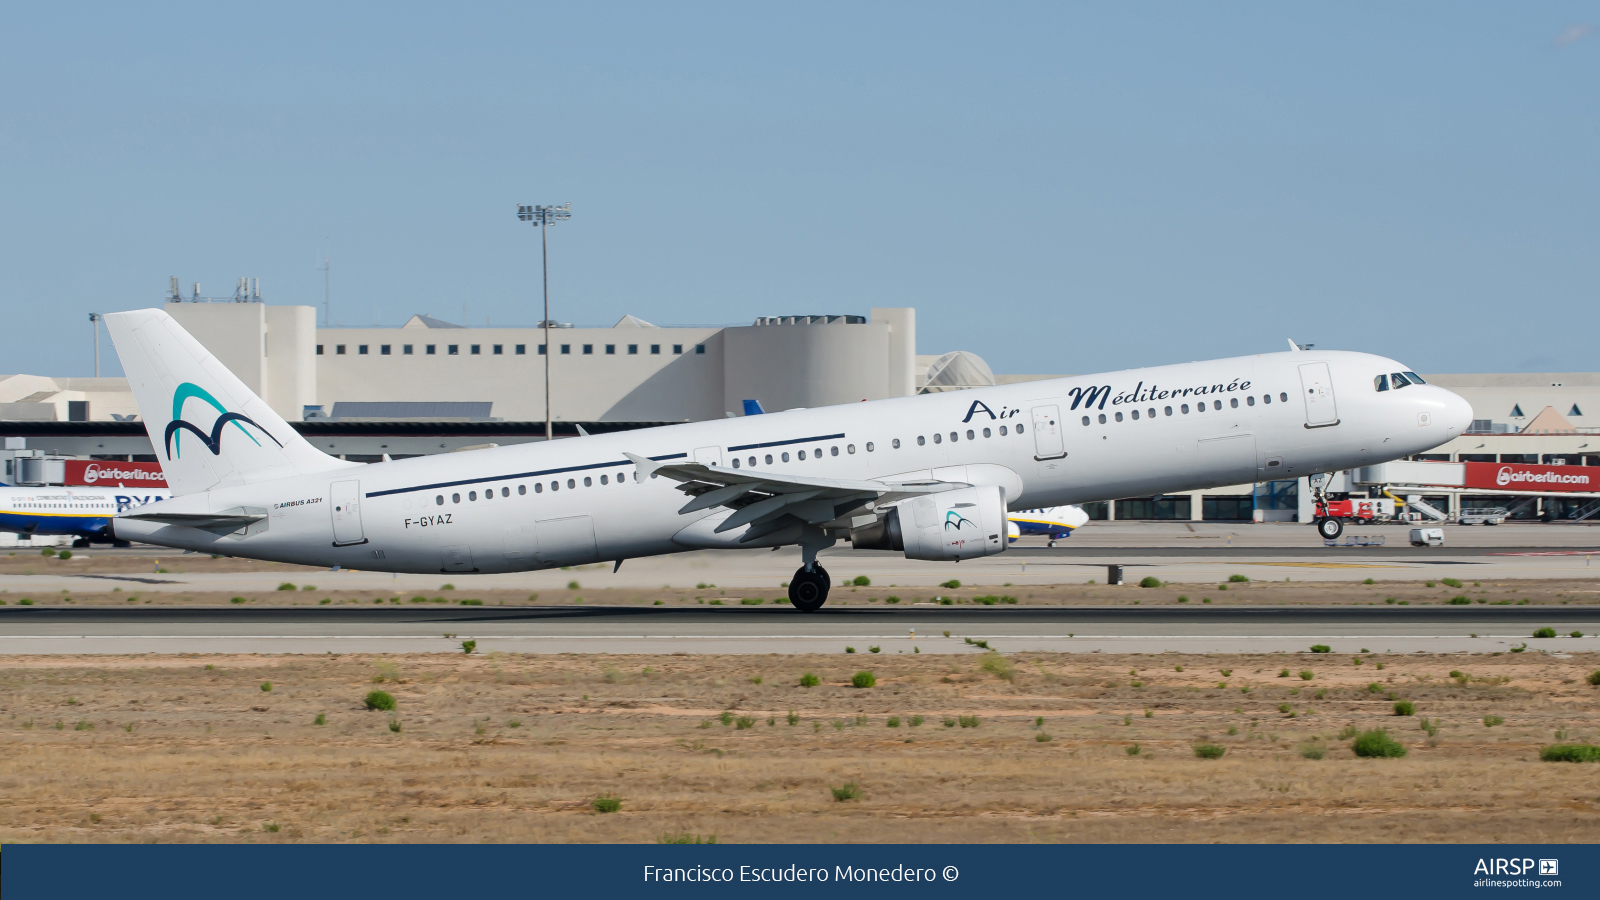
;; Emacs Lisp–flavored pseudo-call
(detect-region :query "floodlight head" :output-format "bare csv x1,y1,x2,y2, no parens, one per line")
517,204,534,222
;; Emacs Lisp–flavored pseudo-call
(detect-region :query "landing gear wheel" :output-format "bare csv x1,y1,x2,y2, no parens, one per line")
788,565,830,612
1048,540,1056,548
1317,516,1344,540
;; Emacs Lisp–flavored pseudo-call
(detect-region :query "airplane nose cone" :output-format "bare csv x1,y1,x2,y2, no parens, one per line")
1439,388,1473,434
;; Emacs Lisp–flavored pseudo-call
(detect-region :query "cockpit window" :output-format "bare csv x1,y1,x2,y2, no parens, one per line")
1374,374,1389,392
1390,372,1410,389
1403,371,1425,385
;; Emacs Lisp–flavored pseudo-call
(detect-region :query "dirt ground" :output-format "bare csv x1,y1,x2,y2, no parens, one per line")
1,650,1597,843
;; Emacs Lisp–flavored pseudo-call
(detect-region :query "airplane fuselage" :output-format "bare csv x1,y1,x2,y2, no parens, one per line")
113,349,1471,574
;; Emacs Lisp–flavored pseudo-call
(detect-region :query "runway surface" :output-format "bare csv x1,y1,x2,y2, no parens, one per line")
4,604,1596,656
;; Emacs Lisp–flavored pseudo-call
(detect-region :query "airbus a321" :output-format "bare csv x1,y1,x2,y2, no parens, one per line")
104,309,1471,611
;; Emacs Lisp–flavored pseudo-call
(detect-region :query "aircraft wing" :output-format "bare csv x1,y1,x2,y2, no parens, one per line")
625,453,969,542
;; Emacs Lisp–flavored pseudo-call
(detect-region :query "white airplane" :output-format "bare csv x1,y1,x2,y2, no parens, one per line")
1007,505,1089,546
104,309,1471,611
0,486,168,546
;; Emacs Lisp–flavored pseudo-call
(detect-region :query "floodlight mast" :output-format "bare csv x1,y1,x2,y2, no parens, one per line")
517,203,572,442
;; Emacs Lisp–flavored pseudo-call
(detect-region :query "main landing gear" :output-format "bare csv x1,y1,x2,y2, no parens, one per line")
788,565,831,612
788,529,836,612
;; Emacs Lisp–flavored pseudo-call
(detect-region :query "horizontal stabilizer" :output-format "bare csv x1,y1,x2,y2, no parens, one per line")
119,511,265,535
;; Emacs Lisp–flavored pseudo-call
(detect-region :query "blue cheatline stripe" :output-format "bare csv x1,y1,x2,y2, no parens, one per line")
727,433,846,452
363,453,688,499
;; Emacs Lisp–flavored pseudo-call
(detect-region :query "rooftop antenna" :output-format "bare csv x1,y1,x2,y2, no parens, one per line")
167,276,180,302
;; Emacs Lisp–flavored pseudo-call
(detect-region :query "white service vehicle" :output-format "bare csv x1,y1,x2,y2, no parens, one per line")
105,310,1472,611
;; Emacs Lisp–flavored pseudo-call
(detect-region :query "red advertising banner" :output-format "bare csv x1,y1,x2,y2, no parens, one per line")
64,460,168,487
1463,461,1596,493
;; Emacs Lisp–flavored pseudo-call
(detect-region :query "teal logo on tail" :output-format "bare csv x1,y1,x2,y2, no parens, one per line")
163,382,282,459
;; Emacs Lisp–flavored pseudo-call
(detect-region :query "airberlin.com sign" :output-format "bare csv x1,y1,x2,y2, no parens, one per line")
64,460,168,487
1463,462,1593,493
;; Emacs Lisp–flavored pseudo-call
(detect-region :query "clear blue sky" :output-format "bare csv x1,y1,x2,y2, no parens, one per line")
3,4,1596,378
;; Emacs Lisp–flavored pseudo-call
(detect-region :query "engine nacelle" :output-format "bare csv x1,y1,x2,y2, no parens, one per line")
850,485,1008,561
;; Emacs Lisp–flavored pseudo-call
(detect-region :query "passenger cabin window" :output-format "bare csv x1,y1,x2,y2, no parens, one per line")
1016,424,1024,434
865,442,874,451
1246,396,1255,406
998,426,1007,435
1082,416,1090,426
1375,374,1389,392
891,439,899,448
1279,392,1288,402
1115,412,1123,422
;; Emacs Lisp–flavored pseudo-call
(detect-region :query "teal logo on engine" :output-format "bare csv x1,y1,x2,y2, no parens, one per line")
944,510,976,531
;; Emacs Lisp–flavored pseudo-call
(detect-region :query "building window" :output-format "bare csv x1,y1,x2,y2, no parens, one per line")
696,344,706,354
336,345,346,355
493,344,503,355
651,344,661,354
448,345,459,355
381,345,391,355
583,344,594,355
628,344,638,355
316,345,324,355
561,344,571,354
515,344,526,355
470,345,481,355
426,345,436,355
673,344,683,354
605,344,616,355
403,345,414,355
358,345,369,355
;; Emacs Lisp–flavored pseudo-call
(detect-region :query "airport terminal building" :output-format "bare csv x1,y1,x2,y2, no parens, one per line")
2,299,1597,524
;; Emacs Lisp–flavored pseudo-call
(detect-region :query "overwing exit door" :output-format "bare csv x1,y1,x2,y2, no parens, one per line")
1298,363,1339,428
330,480,366,546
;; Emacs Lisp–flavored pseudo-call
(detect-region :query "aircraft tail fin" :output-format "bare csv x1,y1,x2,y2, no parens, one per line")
742,399,766,416
104,308,357,496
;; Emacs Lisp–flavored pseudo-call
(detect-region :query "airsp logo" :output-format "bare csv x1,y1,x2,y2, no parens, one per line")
1473,858,1552,876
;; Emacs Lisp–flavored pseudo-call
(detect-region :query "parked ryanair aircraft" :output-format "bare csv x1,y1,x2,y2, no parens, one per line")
1007,505,1089,546
0,487,168,546
104,309,1470,610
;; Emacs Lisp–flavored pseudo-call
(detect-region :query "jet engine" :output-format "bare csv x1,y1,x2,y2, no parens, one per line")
850,485,1008,561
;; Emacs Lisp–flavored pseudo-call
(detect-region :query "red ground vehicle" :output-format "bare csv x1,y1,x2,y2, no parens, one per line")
1312,494,1396,539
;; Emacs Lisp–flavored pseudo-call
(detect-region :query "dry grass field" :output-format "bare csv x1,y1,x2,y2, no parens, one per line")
1,649,1597,843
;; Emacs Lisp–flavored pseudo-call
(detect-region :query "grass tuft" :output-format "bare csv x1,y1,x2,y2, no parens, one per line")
1539,744,1600,763
1483,715,1505,727
979,652,1014,682
1352,729,1407,758
799,672,820,687
1299,744,1326,760
831,782,861,802
1192,743,1226,759
1532,627,1557,639
364,690,396,712
1309,644,1331,653
1393,700,1415,716
851,671,876,689
1138,576,1162,588
591,795,622,813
